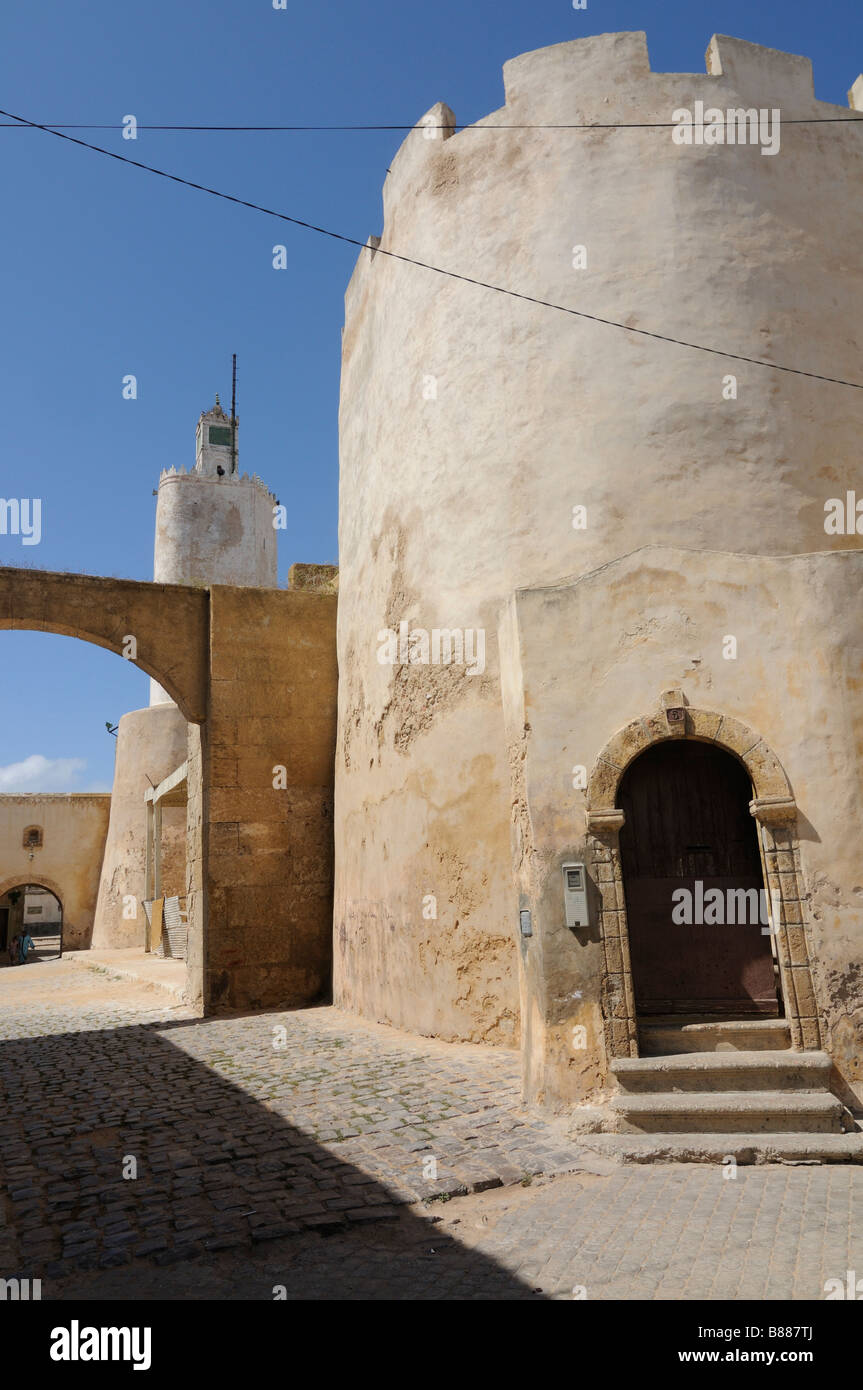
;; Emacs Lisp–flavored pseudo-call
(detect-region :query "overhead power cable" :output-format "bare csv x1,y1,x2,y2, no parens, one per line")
2,118,863,130
2,105,861,391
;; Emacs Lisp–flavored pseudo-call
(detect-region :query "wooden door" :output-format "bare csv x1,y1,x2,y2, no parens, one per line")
618,740,780,1016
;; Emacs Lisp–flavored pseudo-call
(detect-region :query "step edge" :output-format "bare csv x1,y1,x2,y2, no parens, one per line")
613,1092,842,1111
613,1051,830,1070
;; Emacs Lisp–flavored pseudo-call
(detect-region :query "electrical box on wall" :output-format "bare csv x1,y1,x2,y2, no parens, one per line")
562,862,589,927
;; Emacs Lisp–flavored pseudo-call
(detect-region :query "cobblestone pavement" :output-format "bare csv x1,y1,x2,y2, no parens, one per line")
4,961,863,1301
40,1166,863,1301
0,959,582,1291
450,1165,863,1301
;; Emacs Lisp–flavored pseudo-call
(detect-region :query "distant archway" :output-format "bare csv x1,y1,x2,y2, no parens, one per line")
0,879,63,963
0,566,340,1015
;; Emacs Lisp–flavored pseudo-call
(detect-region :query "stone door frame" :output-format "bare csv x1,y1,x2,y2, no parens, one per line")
585,691,820,1059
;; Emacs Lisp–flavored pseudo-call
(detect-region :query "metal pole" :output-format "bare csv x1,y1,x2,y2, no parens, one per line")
231,353,237,474
153,800,163,902
144,798,154,952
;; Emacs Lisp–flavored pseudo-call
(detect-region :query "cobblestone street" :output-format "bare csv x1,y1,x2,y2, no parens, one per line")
2,959,863,1301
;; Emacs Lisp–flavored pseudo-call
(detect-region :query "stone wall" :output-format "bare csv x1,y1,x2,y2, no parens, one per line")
185,721,206,1007
203,585,338,1012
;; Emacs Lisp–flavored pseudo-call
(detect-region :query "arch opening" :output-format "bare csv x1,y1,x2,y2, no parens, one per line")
1,881,63,964
0,626,196,980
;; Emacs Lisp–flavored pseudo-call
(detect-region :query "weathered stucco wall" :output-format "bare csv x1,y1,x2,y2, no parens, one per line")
334,649,518,1044
0,795,111,949
503,548,863,1112
335,32,863,1046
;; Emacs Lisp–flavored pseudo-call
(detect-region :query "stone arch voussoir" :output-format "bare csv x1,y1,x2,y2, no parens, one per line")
586,702,794,818
0,568,208,722
0,873,66,908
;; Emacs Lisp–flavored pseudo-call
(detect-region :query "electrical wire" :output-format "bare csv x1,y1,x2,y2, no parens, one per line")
1,105,861,391
2,118,863,130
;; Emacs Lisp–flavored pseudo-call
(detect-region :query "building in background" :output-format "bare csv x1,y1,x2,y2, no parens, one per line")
0,795,110,952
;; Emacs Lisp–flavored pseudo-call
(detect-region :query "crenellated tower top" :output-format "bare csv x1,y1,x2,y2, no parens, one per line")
340,31,863,608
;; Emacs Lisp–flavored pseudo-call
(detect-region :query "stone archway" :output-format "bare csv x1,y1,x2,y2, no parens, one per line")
585,689,820,1057
0,872,66,905
0,875,64,959
0,566,339,1014
0,566,208,1000
0,568,208,722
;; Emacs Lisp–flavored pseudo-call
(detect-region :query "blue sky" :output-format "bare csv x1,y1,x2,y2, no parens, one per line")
1,0,861,792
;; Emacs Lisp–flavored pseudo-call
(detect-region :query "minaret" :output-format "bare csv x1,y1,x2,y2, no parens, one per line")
154,395,278,586
195,393,237,477
149,395,279,703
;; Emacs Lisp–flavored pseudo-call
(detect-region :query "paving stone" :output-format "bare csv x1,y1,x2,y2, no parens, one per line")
345,1206,400,1223
133,1238,169,1256
98,1244,135,1269
6,961,863,1302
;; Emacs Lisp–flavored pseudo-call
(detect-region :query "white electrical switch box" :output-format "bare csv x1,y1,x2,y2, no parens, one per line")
562,862,589,927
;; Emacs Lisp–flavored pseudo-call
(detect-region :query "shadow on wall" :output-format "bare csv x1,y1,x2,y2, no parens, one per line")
0,1014,540,1300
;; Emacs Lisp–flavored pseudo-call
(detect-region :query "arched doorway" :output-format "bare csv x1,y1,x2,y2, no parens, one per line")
0,882,63,963
618,740,781,1018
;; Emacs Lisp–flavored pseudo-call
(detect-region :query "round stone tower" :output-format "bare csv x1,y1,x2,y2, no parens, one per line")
335,33,863,1110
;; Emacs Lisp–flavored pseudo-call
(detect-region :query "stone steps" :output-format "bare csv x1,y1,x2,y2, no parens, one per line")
612,1088,843,1134
611,1049,845,1138
613,1049,832,1094
604,1024,850,1159
576,1131,863,1165
639,1017,790,1054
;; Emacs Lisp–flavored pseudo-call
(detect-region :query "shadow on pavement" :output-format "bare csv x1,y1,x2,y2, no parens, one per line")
0,1014,544,1300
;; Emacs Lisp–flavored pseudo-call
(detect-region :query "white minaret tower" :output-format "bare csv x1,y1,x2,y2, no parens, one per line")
92,391,281,951
150,394,279,703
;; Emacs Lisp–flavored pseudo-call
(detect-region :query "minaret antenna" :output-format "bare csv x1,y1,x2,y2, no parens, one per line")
231,353,238,475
